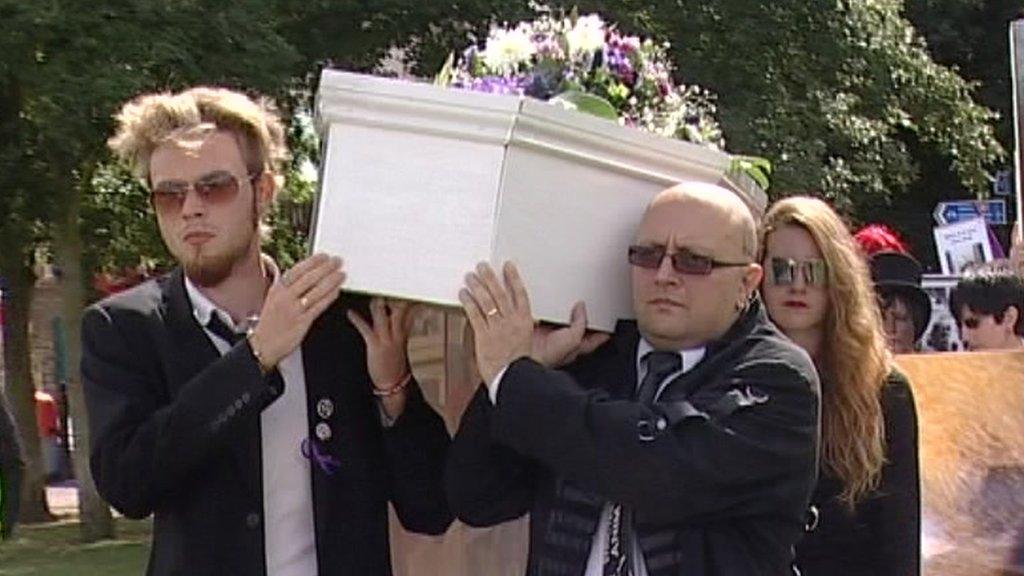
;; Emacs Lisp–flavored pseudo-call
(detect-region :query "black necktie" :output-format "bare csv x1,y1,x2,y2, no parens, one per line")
206,313,244,347
636,351,683,405
604,350,682,576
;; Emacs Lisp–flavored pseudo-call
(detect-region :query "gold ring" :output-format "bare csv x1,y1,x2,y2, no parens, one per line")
486,308,499,317
300,296,309,309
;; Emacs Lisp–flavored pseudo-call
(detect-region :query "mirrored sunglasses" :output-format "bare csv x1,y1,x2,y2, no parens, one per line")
768,257,828,287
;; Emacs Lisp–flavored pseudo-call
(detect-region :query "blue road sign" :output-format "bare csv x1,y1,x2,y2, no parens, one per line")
933,199,1008,226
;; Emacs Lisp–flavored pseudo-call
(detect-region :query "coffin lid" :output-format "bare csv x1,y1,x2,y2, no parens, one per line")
315,69,767,218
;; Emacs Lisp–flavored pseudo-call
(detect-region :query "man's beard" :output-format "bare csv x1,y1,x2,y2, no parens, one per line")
180,221,257,288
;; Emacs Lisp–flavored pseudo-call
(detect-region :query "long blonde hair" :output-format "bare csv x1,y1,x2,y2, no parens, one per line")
761,196,890,507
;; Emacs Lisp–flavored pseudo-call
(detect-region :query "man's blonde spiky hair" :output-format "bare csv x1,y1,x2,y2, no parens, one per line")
108,86,288,183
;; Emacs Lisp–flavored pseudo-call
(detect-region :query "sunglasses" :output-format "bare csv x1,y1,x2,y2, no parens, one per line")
150,170,257,215
768,257,828,287
628,245,750,275
960,316,983,330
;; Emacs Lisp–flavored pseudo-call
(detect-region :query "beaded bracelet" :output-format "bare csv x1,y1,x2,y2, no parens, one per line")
372,372,412,397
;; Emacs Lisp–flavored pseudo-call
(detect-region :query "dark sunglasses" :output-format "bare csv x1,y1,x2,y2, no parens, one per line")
150,170,257,215
768,257,828,287
628,245,750,276
960,316,982,330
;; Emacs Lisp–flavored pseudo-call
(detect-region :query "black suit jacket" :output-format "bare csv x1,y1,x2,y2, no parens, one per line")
446,300,820,576
82,268,452,576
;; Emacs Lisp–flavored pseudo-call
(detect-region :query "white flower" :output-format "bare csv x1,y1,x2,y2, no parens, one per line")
565,14,606,55
482,25,536,72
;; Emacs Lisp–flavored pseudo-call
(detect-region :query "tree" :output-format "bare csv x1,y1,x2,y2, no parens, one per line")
0,2,59,524
905,0,1021,150
540,1,1001,207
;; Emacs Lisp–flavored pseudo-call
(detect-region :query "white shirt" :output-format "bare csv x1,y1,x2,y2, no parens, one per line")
486,340,706,576
185,274,317,576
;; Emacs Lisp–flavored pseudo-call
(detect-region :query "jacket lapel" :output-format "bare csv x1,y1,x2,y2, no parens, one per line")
161,268,221,398
160,268,263,504
656,298,765,399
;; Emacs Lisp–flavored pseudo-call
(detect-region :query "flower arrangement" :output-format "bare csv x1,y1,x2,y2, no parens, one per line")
436,10,725,151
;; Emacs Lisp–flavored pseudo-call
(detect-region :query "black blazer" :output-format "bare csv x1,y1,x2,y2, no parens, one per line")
81,268,452,576
445,300,820,576
795,370,920,576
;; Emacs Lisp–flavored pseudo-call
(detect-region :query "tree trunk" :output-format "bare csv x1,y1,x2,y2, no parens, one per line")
0,252,53,524
54,175,114,542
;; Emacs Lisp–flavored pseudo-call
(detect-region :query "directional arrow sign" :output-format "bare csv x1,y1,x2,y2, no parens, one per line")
933,199,1008,226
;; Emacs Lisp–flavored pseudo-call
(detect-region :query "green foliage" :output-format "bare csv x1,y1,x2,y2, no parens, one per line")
729,156,773,191
83,164,172,276
550,90,620,119
526,0,1002,217
905,0,1021,151
1,0,309,290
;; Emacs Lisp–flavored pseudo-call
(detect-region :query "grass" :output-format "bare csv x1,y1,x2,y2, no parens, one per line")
0,519,151,575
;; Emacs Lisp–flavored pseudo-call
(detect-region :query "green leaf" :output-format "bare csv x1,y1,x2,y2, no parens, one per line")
549,90,619,120
729,155,773,191
434,52,455,87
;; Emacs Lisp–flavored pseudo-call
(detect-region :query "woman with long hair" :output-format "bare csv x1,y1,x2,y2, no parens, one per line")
760,197,920,575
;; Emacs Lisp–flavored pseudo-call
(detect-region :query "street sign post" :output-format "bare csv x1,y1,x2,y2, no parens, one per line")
1009,19,1024,228
994,169,1013,197
933,199,1008,226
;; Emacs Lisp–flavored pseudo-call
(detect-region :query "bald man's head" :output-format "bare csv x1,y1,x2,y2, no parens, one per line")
631,181,764,349
646,182,759,260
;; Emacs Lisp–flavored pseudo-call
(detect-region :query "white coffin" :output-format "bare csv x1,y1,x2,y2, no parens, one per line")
313,70,766,331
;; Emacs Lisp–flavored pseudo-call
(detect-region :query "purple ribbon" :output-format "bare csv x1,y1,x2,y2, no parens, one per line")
301,437,341,476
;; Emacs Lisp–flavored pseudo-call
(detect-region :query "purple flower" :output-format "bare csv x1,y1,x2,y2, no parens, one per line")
604,46,636,86
440,11,723,148
455,75,529,96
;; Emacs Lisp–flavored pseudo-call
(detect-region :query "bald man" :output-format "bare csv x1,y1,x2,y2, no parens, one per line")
446,183,821,576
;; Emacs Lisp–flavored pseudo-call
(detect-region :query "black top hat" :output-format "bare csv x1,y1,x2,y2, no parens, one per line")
869,251,932,341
